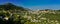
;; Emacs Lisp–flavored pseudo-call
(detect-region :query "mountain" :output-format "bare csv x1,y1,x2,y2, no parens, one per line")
0,3,28,11
0,3,30,24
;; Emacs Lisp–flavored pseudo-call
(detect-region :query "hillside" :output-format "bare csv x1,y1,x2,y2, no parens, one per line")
0,3,29,24
0,3,28,11
0,3,60,24
24,9,60,24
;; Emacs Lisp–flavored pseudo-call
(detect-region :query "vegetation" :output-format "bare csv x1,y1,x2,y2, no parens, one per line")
0,3,60,24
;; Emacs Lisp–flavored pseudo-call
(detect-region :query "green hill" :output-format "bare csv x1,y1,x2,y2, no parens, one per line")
0,3,28,11
0,3,60,24
0,3,29,24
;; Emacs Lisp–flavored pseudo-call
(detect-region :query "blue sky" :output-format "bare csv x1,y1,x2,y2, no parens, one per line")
0,0,60,10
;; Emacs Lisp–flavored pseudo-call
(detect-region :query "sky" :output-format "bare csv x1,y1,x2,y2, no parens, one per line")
0,0,60,10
